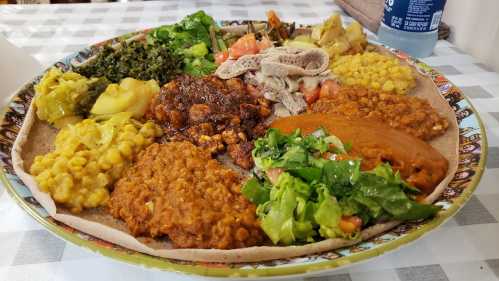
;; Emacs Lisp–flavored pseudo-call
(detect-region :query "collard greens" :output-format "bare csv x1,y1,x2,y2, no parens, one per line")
148,11,219,76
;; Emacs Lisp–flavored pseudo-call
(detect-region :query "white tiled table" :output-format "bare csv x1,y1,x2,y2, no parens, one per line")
1,1,499,280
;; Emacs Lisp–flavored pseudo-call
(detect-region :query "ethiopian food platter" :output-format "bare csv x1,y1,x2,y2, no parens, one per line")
0,10,487,278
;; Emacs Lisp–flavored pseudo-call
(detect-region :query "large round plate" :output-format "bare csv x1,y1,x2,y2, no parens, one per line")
0,24,487,279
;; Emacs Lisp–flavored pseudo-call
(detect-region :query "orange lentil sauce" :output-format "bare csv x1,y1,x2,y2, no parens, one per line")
271,114,448,194
309,85,449,141
108,142,264,249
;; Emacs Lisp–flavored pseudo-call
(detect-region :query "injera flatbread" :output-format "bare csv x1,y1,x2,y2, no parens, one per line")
11,46,458,263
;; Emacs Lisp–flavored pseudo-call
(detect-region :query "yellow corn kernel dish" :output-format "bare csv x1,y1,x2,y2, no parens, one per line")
29,112,163,213
331,52,416,95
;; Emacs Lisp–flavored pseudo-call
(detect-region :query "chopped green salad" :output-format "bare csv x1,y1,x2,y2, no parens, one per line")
242,128,441,245
147,10,225,76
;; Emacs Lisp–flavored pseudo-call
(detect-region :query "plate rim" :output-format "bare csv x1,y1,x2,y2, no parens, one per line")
0,41,489,279
1,81,488,279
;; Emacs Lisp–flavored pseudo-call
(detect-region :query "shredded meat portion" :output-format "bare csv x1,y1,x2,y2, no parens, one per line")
108,142,264,249
309,86,449,141
148,75,271,169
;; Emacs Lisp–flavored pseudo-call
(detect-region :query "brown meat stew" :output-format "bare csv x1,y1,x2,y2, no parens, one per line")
148,75,271,169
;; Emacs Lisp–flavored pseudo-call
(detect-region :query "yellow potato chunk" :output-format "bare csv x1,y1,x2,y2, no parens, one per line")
91,78,159,118
288,13,368,59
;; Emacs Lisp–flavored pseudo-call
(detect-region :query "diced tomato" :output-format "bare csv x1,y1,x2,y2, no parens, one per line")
256,36,273,51
304,88,320,104
214,51,229,65
339,216,362,234
299,82,320,105
339,220,356,234
319,80,341,98
266,168,285,185
229,33,259,59
348,216,363,227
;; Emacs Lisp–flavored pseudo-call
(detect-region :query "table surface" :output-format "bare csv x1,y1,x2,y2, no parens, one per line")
1,1,499,281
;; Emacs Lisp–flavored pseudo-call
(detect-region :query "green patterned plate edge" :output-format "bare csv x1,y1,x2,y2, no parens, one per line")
0,37,488,279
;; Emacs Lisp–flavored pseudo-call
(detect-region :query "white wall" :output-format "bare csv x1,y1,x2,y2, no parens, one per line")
443,0,499,71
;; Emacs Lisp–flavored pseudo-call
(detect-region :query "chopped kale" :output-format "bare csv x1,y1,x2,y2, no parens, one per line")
75,41,182,85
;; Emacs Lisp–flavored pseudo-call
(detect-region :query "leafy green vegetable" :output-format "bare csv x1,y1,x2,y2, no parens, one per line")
258,173,318,244
372,163,421,194
147,10,221,76
217,38,227,51
259,173,300,244
314,186,344,239
324,135,346,154
241,178,270,205
322,160,361,191
75,41,181,85
180,10,214,48
243,128,442,245
353,173,441,220
182,57,217,76
184,42,209,58
272,145,308,169
288,167,322,183
253,128,339,171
